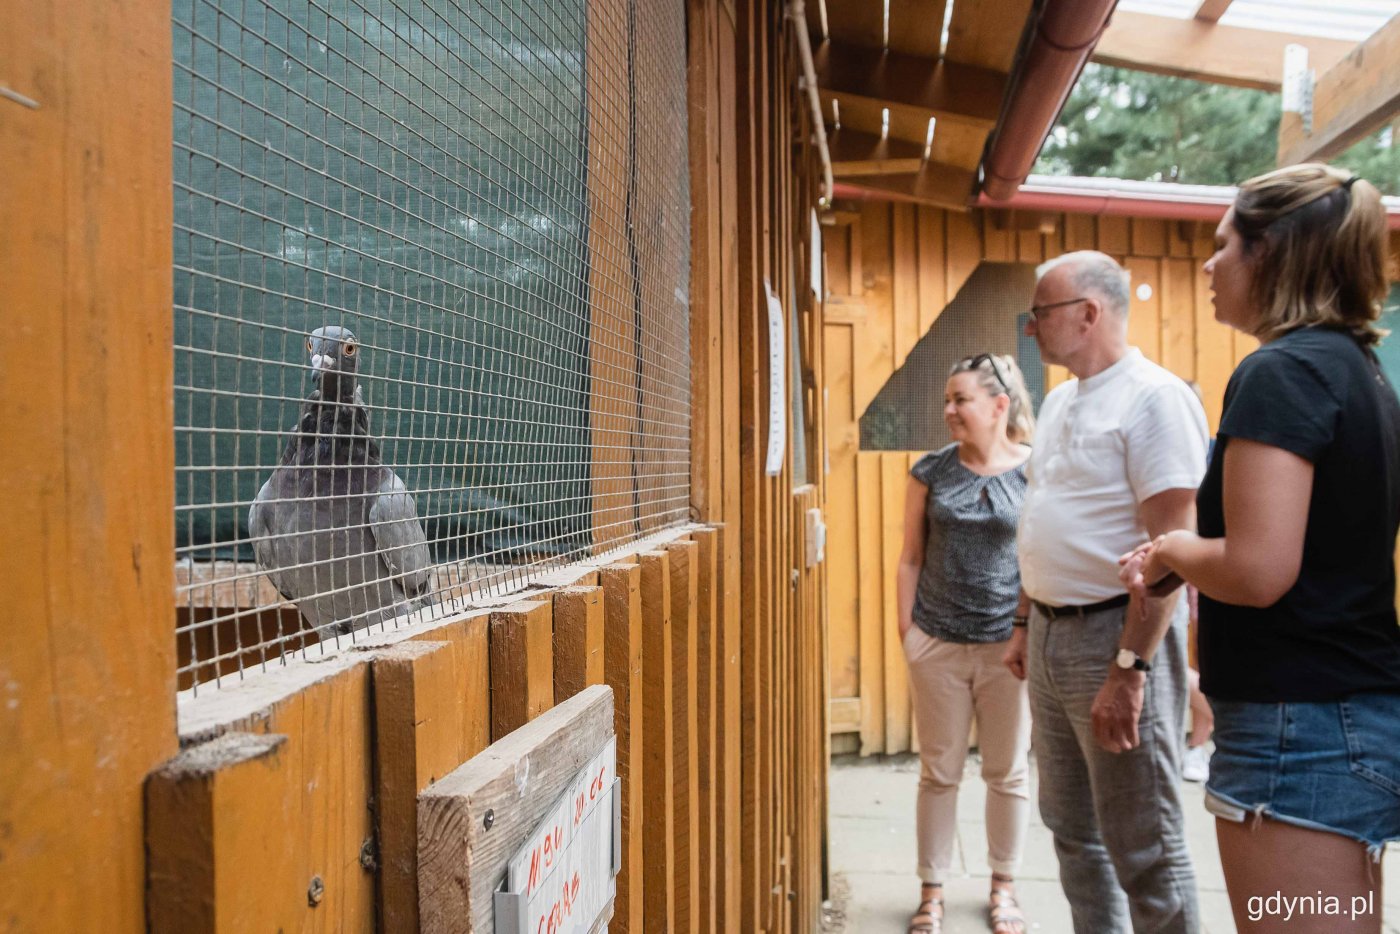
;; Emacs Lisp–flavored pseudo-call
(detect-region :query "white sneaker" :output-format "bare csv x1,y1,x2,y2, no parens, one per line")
1182,745,1210,783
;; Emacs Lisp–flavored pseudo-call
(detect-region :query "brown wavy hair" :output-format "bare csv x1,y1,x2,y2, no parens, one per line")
1231,163,1390,345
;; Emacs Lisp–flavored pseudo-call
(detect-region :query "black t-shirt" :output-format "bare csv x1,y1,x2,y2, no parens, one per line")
1197,326,1400,702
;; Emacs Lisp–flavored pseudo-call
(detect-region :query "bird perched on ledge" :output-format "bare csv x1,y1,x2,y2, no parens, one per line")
249,325,433,635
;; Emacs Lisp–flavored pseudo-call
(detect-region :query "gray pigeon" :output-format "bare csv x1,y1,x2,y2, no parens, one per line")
248,325,433,635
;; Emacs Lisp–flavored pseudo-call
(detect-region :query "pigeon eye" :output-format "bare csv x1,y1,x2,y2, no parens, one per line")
343,343,357,357
306,338,313,352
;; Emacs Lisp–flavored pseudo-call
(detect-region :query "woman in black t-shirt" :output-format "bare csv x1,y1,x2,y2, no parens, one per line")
1121,164,1400,933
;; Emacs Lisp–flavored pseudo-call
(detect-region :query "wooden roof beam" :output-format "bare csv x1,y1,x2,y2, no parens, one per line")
1093,11,1356,91
1278,13,1400,166
813,39,1007,130
1194,0,1233,24
826,129,926,177
835,162,979,211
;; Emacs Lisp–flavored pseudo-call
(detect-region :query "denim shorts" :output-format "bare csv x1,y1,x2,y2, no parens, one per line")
1204,691,1400,858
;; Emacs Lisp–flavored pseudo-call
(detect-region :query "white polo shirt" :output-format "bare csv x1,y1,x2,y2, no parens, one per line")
1018,348,1208,606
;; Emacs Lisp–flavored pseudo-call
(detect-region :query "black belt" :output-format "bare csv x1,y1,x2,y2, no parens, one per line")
1032,593,1131,621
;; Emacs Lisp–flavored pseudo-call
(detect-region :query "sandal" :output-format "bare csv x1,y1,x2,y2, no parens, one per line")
988,884,1027,934
909,883,943,934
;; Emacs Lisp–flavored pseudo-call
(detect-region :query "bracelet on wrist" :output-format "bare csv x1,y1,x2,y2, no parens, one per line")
1012,615,1029,628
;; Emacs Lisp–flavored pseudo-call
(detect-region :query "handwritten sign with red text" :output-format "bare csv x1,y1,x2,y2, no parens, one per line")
500,737,617,934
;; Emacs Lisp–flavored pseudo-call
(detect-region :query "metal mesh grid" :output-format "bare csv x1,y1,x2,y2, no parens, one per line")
173,0,690,690
860,262,1041,451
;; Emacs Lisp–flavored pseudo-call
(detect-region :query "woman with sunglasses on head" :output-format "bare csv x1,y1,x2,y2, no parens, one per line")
1120,165,1400,933
898,353,1036,934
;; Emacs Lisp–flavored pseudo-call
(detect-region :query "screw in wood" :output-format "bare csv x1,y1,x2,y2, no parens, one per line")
307,875,325,907
483,809,495,830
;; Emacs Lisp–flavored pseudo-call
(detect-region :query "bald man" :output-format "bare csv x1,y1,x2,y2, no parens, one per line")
1005,251,1205,933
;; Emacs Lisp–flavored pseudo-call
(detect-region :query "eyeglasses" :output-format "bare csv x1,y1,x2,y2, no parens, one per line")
961,353,1010,393
1027,296,1089,321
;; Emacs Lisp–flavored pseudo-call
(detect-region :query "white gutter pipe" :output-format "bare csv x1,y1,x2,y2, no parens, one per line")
788,0,833,209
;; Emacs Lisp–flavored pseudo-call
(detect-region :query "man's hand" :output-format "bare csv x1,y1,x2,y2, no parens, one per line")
1091,666,1146,752
1002,627,1028,681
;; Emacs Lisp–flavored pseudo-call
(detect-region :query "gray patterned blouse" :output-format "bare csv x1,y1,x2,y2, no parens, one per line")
910,444,1028,644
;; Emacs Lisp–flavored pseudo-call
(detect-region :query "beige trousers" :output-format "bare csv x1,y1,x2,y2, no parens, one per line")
904,625,1032,884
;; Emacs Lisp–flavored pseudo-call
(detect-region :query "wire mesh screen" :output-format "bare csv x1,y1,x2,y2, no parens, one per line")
173,0,690,690
861,262,1041,451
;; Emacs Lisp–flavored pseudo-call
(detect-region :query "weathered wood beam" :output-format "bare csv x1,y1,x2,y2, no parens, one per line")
1194,0,1234,24
836,163,978,211
1094,11,1356,91
827,128,926,177
813,38,1005,129
818,90,992,170
1278,13,1400,165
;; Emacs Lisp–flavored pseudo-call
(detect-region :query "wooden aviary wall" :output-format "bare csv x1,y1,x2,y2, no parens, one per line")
5,1,830,932
825,200,1253,757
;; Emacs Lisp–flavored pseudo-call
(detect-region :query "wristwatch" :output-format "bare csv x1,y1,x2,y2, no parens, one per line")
1115,648,1152,672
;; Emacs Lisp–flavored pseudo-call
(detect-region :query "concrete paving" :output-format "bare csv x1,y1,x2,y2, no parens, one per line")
825,752,1400,933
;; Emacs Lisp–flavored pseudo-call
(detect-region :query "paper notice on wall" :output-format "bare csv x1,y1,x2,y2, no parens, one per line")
765,279,786,476
810,209,823,299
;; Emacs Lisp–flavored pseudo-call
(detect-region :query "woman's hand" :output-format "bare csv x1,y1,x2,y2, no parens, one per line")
1119,535,1184,603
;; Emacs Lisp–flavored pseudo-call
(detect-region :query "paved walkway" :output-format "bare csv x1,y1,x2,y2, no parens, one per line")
825,752,1400,933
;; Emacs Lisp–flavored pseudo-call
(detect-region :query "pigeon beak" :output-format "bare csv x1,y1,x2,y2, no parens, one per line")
311,353,333,373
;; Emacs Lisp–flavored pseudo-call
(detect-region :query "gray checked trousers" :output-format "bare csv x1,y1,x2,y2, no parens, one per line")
1027,600,1200,934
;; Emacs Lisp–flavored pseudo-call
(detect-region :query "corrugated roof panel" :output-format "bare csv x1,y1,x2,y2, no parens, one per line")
1115,0,1399,43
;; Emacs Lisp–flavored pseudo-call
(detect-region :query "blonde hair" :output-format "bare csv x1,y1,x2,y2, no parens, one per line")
1231,163,1390,346
949,354,1036,444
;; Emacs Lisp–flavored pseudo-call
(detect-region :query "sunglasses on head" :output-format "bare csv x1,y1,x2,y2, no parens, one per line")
962,353,1010,393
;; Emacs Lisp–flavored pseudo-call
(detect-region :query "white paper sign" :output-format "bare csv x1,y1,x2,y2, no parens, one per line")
505,737,617,934
765,280,786,476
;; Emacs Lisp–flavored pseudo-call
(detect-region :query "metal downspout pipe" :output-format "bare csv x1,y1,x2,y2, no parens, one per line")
788,0,834,208
980,0,1119,202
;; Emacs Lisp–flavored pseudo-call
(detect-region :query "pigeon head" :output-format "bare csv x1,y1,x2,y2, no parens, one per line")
307,325,361,398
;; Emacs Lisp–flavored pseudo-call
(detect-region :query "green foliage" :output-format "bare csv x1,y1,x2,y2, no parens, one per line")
1035,64,1400,195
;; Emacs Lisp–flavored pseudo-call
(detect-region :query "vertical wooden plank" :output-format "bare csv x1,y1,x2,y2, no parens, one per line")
1046,364,1073,392
824,324,859,699
881,453,911,753
489,601,554,740
1125,257,1162,363
1161,258,1197,381
666,540,702,934
856,452,886,754
586,0,640,551
1193,220,1217,258
854,202,895,414
892,202,919,367
1194,267,1233,432
691,528,721,934
916,207,947,337
983,210,1014,261
1168,220,1196,258
150,662,376,931
689,0,724,528
602,563,645,934
373,635,490,933
826,225,853,297
1017,225,1045,264
714,6,742,928
553,586,606,701
4,0,177,926
1064,212,1096,253
1131,217,1168,256
1096,215,1131,255
640,551,676,931
946,210,982,301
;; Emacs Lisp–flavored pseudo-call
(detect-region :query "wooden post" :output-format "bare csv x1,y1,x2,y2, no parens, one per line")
373,628,491,933
2,0,177,928
553,585,606,702
666,539,702,933
601,563,645,933
489,601,555,740
690,527,721,932
639,550,676,931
